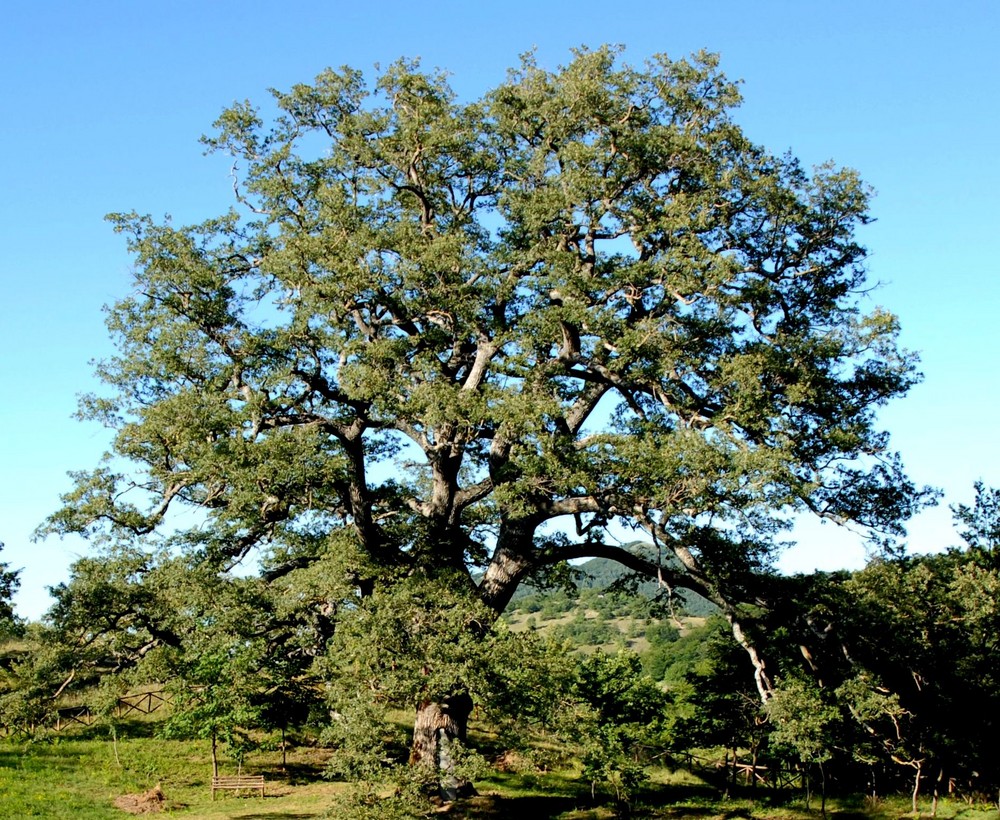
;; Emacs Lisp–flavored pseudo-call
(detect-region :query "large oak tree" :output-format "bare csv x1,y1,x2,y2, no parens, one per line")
44,46,929,768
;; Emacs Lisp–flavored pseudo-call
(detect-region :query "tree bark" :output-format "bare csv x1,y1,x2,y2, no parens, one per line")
727,614,773,702
931,766,943,817
410,693,475,802
819,760,827,818
479,543,531,614
911,759,923,814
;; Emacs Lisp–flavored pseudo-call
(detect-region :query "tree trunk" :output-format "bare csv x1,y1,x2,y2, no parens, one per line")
211,732,219,778
931,766,943,817
911,759,923,815
728,614,773,702
479,541,531,614
819,760,827,818
410,693,475,802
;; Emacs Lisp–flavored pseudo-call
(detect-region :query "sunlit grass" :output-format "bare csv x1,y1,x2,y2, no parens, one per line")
3,723,999,818
0,729,344,818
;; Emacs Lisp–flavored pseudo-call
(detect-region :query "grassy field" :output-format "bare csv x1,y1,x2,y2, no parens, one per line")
3,723,999,819
0,729,345,818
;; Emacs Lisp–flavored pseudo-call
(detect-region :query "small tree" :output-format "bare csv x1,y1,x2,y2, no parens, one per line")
767,678,840,814
38,547,325,773
952,481,1000,553
571,652,672,810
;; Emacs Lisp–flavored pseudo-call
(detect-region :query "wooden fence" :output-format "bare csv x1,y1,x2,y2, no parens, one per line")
3,689,174,735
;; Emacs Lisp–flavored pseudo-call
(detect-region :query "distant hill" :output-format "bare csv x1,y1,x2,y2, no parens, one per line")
507,542,718,617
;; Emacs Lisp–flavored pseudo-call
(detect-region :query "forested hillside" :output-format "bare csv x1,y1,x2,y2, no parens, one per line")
506,541,718,614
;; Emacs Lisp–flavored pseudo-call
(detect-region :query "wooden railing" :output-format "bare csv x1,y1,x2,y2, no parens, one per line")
2,689,174,735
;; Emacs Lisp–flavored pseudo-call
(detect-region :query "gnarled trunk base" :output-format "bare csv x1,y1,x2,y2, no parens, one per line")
410,693,476,802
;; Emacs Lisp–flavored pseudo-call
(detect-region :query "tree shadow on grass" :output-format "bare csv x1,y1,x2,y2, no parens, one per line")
459,793,593,818
259,761,327,784
225,815,317,820
60,717,160,741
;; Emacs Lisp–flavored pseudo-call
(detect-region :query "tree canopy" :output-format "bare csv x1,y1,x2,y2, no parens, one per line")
42,46,929,712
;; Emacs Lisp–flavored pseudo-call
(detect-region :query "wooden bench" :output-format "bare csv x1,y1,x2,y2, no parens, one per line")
211,774,265,799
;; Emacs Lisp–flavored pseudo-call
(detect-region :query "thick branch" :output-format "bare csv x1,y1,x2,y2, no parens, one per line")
533,541,716,603
461,339,496,392
534,539,774,701
454,477,494,511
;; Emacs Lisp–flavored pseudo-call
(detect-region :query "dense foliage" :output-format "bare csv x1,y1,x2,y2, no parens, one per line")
41,42,927,681
4,491,1000,812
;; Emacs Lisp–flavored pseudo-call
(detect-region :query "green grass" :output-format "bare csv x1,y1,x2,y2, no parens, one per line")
3,726,999,819
0,730,344,818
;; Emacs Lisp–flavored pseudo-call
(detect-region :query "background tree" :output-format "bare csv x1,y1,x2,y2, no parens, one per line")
766,676,840,814
8,547,324,765
0,542,20,638
666,616,769,793
838,552,1000,802
726,487,1000,804
952,480,1000,552
41,46,929,782
570,651,672,809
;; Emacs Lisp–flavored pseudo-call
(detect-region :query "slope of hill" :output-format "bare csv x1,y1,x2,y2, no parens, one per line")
506,542,717,617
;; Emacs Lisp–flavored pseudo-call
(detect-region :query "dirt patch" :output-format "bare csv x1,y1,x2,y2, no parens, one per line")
493,750,528,772
113,783,167,814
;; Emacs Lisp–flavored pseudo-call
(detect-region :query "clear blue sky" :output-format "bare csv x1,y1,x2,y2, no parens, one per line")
2,1,998,619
